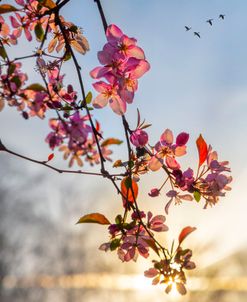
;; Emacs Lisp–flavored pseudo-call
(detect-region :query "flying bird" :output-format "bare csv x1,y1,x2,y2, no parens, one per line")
206,19,213,26
219,14,225,20
194,32,201,38
185,26,192,31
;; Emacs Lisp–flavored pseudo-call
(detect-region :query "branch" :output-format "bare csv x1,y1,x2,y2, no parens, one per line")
0,140,124,178
94,0,108,33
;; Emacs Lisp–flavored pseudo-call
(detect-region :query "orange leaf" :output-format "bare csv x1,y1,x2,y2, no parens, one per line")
0,4,19,14
121,177,138,204
47,153,54,161
101,138,123,147
196,134,208,167
42,0,56,9
76,213,110,225
178,226,196,245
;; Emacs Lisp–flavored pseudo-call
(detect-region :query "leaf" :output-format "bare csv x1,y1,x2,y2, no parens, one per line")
85,91,92,104
110,238,121,251
25,83,46,92
113,159,123,168
47,153,54,162
0,46,7,59
0,98,4,112
196,134,208,167
40,0,56,9
193,191,201,202
101,138,123,147
121,177,138,203
76,213,110,225
0,4,19,14
143,238,160,256
178,226,196,245
34,23,44,42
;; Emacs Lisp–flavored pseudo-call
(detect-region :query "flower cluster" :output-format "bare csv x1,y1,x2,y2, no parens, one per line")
46,112,113,167
99,211,168,262
90,24,150,115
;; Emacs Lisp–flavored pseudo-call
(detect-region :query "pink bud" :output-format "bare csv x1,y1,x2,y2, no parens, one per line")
130,129,148,147
148,188,160,197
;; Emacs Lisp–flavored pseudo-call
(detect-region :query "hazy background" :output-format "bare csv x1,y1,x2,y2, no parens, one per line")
0,0,247,301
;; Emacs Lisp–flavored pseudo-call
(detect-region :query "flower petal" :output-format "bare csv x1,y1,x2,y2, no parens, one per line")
160,129,173,145
93,93,108,109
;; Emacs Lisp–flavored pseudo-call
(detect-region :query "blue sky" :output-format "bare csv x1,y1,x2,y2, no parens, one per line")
1,0,247,268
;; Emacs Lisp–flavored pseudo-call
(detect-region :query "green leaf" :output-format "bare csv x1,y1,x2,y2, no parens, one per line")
11,76,21,88
25,83,46,92
115,214,122,225
110,238,121,251
76,213,110,225
101,138,123,147
63,51,72,61
85,92,92,104
0,4,19,14
124,177,132,189
193,191,201,202
8,63,16,75
34,23,44,42
0,46,7,60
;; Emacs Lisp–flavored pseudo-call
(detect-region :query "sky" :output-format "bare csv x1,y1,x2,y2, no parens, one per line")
1,0,247,282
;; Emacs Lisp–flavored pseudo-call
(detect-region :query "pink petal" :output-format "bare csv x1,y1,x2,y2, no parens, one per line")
144,268,159,278
92,81,111,93
106,24,123,43
160,129,173,145
24,27,32,41
165,198,173,215
178,194,193,201
93,93,108,109
109,95,126,115
127,45,145,59
175,145,187,157
166,156,180,170
97,43,115,65
148,155,163,171
176,132,189,146
10,16,20,28
90,66,111,79
119,89,134,104
125,58,150,79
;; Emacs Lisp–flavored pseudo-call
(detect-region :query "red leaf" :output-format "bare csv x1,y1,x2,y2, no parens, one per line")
76,213,110,225
178,226,196,245
121,177,138,204
196,134,208,167
47,153,54,162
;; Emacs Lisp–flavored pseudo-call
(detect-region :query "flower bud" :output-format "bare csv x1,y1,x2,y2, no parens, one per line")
130,129,148,148
148,188,160,197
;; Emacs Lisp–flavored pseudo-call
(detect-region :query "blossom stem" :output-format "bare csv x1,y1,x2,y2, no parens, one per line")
94,0,108,33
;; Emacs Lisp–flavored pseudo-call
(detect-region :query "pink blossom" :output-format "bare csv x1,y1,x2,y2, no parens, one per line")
130,129,148,147
147,212,168,232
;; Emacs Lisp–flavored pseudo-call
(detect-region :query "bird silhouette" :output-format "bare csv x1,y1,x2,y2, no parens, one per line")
206,19,213,26
185,26,192,31
194,32,201,38
219,14,225,20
